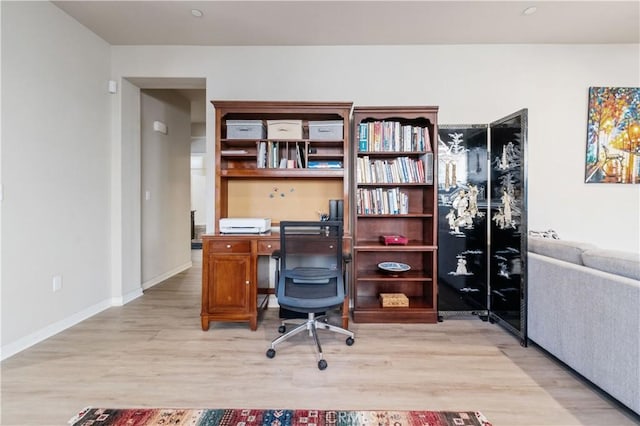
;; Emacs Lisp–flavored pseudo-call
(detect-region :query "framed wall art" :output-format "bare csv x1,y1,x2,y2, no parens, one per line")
585,86,640,184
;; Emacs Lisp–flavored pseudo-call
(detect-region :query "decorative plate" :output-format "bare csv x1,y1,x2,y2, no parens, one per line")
378,262,411,273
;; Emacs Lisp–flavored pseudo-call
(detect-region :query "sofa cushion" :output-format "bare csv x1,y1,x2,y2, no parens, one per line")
528,237,596,265
581,249,640,281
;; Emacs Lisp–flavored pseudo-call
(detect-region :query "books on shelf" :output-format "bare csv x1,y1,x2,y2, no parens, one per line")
220,149,249,155
307,160,343,169
356,155,433,184
356,187,409,215
258,141,345,169
257,141,306,169
356,120,432,152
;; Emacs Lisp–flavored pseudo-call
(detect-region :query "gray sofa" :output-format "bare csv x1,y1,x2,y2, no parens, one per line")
527,236,640,415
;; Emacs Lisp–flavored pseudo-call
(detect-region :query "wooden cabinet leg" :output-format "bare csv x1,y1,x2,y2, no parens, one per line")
341,297,349,329
250,316,257,331
201,317,210,331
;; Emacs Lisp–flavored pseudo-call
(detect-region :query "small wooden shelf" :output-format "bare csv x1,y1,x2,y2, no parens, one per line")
221,169,344,178
355,242,437,250
356,295,434,309
358,151,430,156
356,270,434,281
356,213,434,218
353,295,437,323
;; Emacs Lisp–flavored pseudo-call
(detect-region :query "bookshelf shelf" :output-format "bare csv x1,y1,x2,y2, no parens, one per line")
221,169,344,178
352,106,439,324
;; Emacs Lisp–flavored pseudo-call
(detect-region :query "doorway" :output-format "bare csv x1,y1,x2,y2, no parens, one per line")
117,77,207,296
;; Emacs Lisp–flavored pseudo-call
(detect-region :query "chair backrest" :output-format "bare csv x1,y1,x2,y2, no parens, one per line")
277,221,345,312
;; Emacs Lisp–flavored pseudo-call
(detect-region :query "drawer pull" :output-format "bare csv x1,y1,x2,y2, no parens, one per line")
246,281,250,285
226,244,232,249
267,244,272,249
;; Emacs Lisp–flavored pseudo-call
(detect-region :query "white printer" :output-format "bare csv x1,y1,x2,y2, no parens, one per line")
219,218,271,234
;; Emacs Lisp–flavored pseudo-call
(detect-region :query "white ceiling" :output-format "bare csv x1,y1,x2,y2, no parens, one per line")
54,1,640,46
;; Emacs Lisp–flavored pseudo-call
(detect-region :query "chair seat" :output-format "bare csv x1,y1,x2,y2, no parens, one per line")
288,266,338,280
278,277,343,310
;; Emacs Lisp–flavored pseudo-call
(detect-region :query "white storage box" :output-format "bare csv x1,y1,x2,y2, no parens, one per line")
226,120,266,139
309,120,344,140
267,120,303,139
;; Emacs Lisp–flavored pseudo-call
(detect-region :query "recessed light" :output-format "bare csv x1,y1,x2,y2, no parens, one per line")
191,9,203,18
522,6,537,16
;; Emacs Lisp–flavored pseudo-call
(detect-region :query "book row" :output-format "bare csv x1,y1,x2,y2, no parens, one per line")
357,121,432,152
356,154,433,184
256,141,342,169
356,187,409,215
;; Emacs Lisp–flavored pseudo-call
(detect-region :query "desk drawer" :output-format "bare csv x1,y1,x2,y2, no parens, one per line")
286,239,340,254
258,240,280,254
207,240,251,253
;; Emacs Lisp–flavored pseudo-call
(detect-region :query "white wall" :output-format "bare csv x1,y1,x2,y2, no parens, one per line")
191,122,207,226
1,2,112,356
112,45,640,252
140,90,192,287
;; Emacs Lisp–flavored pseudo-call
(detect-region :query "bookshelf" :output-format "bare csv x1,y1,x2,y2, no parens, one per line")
351,106,439,323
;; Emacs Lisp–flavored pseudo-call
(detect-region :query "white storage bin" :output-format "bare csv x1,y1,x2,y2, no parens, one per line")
267,120,303,139
309,120,344,140
226,120,265,139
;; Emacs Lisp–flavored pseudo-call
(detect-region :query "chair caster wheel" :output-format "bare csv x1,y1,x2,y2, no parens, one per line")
318,359,327,370
266,348,276,358
346,337,354,346
278,325,286,333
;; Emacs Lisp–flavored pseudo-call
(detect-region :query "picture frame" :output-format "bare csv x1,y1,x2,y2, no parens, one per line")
584,86,640,184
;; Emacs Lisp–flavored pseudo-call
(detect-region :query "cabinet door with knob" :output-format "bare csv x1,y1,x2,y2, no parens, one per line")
201,237,256,331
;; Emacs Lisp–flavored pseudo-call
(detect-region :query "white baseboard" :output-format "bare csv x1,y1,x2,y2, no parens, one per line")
111,287,143,306
0,299,112,361
268,294,279,307
142,261,192,290
1,262,193,361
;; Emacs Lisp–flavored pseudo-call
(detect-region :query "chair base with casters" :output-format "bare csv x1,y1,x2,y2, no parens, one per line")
266,311,354,370
266,220,354,370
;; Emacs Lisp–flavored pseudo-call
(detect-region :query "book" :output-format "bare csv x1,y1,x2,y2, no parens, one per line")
257,142,266,168
307,161,343,169
358,123,368,151
295,143,306,168
220,149,248,155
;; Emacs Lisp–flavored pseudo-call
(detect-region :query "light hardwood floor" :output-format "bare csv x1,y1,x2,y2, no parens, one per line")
1,250,638,426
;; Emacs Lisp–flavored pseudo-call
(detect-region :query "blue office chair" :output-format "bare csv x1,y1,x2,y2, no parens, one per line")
266,221,355,370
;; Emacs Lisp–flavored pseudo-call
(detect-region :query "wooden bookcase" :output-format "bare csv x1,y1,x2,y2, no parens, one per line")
351,106,439,323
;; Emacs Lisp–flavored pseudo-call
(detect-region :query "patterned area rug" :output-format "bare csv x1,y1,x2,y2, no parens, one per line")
69,407,492,426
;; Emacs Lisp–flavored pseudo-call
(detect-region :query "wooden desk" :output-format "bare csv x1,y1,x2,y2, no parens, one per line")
201,233,350,331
